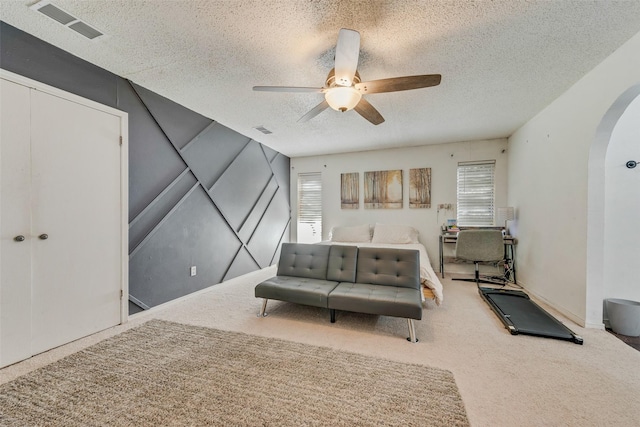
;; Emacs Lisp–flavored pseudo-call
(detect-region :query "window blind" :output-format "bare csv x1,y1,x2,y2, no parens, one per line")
457,160,495,226
297,172,322,242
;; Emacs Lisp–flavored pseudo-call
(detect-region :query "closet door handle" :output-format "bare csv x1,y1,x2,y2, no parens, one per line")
14,235,25,242
39,234,48,240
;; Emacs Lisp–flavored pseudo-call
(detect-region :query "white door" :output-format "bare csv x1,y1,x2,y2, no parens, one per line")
30,90,123,354
0,79,33,366
1,73,126,367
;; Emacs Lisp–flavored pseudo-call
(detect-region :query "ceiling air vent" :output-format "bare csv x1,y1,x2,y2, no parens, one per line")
30,1,104,40
254,126,273,135
68,21,103,39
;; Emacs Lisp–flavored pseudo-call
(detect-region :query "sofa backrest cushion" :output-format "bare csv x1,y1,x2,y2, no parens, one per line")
355,247,420,289
326,245,358,283
277,243,331,280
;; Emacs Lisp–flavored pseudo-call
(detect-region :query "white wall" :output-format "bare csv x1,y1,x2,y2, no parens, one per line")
290,138,508,269
508,31,640,327
604,94,640,305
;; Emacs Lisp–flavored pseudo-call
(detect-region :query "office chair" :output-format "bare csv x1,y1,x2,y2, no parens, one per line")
452,229,506,286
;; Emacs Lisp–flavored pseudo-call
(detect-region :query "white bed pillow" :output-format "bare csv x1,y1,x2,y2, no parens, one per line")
329,224,371,242
371,223,420,244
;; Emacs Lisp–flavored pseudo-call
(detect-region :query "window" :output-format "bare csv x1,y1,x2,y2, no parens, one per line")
457,160,495,226
297,172,322,243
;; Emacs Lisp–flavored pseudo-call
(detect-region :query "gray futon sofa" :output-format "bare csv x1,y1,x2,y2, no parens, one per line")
255,243,423,342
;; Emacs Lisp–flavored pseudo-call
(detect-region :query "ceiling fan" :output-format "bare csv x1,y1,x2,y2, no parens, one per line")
253,28,441,125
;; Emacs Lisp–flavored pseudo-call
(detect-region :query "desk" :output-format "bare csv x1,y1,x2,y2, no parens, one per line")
439,233,517,282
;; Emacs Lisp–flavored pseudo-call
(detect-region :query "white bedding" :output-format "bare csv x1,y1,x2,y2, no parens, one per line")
319,241,444,305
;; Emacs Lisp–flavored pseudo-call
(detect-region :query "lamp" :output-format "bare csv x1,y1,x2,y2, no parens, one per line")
325,86,362,112
497,207,515,235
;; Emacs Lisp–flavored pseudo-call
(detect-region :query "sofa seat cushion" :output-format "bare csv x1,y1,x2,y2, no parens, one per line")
255,276,339,308
328,282,422,320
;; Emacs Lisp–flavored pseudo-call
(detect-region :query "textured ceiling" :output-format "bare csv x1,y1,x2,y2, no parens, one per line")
2,0,640,157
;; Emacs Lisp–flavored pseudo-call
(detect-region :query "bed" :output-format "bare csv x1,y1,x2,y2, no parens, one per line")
320,223,444,306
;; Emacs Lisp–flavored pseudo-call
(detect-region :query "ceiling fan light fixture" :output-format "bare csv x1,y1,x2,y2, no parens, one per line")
253,29,440,125
325,86,362,112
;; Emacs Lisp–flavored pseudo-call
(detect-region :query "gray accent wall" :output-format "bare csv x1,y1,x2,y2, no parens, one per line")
1,22,290,313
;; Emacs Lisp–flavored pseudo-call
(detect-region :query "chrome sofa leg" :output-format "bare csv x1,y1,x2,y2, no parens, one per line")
407,319,418,343
258,299,268,317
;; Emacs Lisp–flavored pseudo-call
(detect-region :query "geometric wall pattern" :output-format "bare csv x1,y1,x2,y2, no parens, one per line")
122,81,290,312
0,22,290,315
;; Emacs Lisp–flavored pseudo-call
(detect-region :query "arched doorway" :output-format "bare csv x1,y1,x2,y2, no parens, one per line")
586,84,640,327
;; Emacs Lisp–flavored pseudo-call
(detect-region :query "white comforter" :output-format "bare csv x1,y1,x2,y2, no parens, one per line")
319,241,443,305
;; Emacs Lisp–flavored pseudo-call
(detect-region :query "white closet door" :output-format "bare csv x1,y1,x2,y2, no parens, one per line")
0,79,33,366
30,90,122,354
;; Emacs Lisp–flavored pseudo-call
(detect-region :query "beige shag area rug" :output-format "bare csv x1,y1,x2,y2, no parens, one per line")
0,320,469,426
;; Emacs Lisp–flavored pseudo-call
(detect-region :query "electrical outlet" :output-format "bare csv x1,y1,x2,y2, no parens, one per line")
190,266,197,277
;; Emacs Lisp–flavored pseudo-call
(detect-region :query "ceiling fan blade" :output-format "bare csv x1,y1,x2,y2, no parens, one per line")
253,86,326,93
355,74,441,94
354,98,384,125
297,100,330,123
334,28,360,86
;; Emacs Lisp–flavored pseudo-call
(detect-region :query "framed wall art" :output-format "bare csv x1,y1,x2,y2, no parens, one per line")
409,167,431,208
364,170,403,209
340,172,359,209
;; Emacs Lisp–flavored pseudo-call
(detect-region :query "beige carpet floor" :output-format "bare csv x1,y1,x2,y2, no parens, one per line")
0,319,468,426
2,267,640,426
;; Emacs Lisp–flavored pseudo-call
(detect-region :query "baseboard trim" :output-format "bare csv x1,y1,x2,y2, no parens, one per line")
586,322,606,330
516,281,588,328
